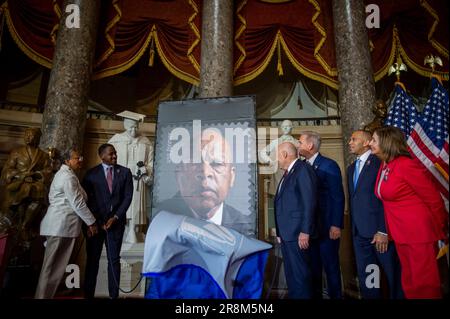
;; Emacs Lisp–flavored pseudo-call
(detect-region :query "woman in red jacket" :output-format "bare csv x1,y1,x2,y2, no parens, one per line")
370,126,448,299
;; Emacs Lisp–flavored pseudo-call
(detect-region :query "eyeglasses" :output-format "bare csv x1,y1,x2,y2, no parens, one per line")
72,156,83,162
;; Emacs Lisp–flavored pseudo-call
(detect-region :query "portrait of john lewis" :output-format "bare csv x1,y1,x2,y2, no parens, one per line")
154,127,256,238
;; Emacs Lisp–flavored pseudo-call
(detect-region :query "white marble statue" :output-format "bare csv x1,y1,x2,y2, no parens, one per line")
259,120,299,195
108,111,154,244
259,120,299,165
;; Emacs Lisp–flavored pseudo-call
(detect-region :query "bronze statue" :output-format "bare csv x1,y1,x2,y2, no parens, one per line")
46,147,61,173
364,99,388,133
0,127,52,244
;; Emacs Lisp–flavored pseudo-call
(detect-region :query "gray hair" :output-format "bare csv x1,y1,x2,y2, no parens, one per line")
300,131,321,151
61,148,77,162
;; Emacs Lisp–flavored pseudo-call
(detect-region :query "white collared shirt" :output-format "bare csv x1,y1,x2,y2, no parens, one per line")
208,203,224,226
40,164,95,237
190,203,224,226
101,163,114,179
307,152,319,166
278,158,298,191
356,149,372,175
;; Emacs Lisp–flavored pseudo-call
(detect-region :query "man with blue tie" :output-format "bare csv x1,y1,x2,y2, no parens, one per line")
82,143,133,298
274,142,318,299
298,131,344,299
347,130,403,299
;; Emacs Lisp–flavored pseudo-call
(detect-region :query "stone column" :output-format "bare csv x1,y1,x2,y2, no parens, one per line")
40,0,101,153
199,0,233,98
332,0,376,166
332,0,376,299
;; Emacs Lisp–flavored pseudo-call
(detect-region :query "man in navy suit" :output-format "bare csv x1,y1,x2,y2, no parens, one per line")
82,143,133,298
347,130,403,299
298,131,344,299
274,142,318,299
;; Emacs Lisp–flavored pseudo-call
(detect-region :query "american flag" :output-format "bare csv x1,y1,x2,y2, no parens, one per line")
407,77,449,205
388,78,449,261
385,83,419,136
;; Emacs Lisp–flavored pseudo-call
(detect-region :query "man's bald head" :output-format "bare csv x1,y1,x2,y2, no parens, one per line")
279,142,298,156
277,142,298,170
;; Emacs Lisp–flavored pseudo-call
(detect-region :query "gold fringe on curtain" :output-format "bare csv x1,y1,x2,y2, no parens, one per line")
95,0,122,68
2,2,52,68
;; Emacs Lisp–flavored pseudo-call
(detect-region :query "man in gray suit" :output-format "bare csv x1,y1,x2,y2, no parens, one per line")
35,149,97,299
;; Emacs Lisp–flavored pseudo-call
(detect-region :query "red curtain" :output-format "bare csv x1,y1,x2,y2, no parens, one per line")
92,0,201,83
2,0,448,87
3,0,59,67
233,0,338,88
3,0,201,84
369,0,448,82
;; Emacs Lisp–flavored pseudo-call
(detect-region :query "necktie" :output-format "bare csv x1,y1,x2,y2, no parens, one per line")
107,166,113,193
277,169,289,194
353,159,361,189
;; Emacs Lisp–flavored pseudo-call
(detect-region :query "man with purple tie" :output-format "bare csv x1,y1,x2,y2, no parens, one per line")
82,144,133,298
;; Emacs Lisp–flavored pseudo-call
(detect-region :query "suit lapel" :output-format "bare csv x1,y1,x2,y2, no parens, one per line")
276,159,299,200
112,165,120,194
96,164,111,195
312,153,322,171
348,162,355,195
353,154,374,192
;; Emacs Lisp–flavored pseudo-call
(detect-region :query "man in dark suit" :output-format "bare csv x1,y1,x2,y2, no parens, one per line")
82,143,133,298
298,131,344,299
156,128,254,237
274,142,318,299
347,130,403,299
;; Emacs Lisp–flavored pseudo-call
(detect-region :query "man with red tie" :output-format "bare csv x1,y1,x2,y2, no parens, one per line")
274,142,318,298
82,144,133,298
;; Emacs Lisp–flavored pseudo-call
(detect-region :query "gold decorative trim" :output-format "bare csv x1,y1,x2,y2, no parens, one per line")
420,0,449,59
234,30,280,85
187,0,200,73
435,162,449,182
152,26,200,85
233,0,247,75
50,0,61,45
375,26,448,82
276,37,283,75
279,34,338,89
234,31,339,89
94,24,200,85
308,0,337,77
3,2,52,68
397,39,448,81
374,26,399,82
394,81,406,92
95,0,122,67
259,0,292,3
93,27,154,79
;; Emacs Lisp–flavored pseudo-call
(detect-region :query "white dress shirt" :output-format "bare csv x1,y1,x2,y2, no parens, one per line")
102,162,114,179
207,203,224,226
278,158,298,191
40,164,96,237
190,203,224,226
306,152,319,166
356,149,372,175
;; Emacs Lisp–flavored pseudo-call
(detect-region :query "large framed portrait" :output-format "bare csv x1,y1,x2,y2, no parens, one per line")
151,96,258,237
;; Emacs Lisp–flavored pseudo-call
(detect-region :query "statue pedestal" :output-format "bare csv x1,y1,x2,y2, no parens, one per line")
94,243,146,298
